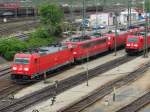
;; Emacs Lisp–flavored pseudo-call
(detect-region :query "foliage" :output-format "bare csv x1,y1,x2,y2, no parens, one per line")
30,27,50,38
0,4,65,61
0,35,55,60
39,4,64,35
0,38,28,60
26,36,54,48
144,0,150,12
39,4,64,25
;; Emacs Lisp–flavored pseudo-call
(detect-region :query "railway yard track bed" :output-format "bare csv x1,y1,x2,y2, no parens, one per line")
58,58,150,112
0,50,124,105
0,52,148,112
81,68,150,112
116,91,150,112
22,54,150,112
0,51,136,112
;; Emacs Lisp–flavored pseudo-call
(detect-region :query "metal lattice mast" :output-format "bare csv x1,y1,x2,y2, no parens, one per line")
82,0,86,37
114,1,118,56
70,0,74,33
127,0,130,28
95,0,98,33
127,0,132,27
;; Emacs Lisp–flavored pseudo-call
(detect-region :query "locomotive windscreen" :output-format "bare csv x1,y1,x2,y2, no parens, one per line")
128,38,138,42
15,58,29,64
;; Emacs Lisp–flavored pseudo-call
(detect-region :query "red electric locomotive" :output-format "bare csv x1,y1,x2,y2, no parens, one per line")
104,27,143,50
126,32,150,54
11,44,74,82
64,35,108,61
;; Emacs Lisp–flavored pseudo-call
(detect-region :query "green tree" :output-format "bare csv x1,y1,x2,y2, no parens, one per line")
39,4,64,35
145,0,150,12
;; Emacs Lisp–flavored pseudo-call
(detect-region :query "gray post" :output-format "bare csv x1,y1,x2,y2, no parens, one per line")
112,87,116,102
86,51,89,86
70,0,74,35
43,71,47,83
144,0,148,58
95,0,98,33
114,14,118,56
50,81,58,106
127,0,130,28
26,7,28,17
82,0,86,37
55,80,59,94
144,15,148,58
129,0,132,27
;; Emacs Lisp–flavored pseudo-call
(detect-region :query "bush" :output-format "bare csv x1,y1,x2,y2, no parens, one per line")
0,38,28,60
4,51,16,61
31,27,50,39
26,36,54,48
54,24,63,36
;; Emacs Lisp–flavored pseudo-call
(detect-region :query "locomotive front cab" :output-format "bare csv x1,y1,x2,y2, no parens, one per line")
126,35,143,53
11,54,33,81
104,33,114,50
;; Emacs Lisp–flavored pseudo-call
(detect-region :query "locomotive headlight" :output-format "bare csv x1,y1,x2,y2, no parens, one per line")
108,37,111,40
73,52,77,54
12,67,17,70
24,67,29,71
126,44,130,46
134,44,138,47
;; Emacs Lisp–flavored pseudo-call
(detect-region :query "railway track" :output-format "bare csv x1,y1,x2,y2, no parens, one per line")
0,55,137,112
0,20,39,36
60,62,150,112
0,50,122,102
116,91,150,112
0,66,11,77
0,17,37,24
0,65,26,102
0,65,27,102
0,84,27,101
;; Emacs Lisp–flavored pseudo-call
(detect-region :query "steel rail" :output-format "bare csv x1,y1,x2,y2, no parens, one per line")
0,66,11,77
60,62,150,112
0,55,136,112
116,92,150,112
